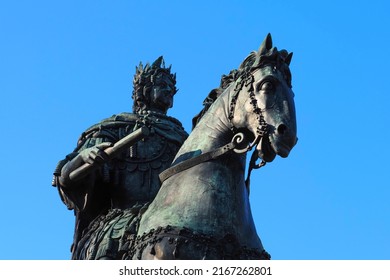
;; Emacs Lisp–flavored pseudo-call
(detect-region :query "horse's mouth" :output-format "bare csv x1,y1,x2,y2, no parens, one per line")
256,135,293,162
256,136,276,162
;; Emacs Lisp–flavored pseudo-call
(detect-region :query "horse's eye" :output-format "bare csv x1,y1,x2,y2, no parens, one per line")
260,81,274,91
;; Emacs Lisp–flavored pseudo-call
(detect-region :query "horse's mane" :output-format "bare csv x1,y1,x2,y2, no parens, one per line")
192,41,292,129
191,69,238,129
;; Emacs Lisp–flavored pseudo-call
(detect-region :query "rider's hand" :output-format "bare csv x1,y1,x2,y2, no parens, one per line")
79,142,113,165
59,142,113,187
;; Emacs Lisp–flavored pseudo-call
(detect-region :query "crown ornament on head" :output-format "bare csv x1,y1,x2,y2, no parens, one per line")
133,56,177,95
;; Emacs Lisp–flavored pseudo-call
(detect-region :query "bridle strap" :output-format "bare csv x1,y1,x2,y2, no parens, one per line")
159,141,237,183
245,149,266,194
159,131,265,187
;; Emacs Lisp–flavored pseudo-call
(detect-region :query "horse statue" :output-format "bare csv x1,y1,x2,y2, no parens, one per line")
124,34,297,260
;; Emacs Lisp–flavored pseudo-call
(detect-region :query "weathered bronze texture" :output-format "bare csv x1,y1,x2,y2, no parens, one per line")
53,34,297,260
52,57,188,259
130,34,297,260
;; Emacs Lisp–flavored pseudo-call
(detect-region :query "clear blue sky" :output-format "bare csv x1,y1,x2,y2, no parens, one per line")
0,0,389,260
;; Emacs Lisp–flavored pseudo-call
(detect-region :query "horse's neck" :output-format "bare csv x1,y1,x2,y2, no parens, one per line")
138,86,261,248
174,91,233,163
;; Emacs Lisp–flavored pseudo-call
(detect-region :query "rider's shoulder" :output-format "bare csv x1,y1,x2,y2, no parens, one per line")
76,113,138,146
83,112,138,132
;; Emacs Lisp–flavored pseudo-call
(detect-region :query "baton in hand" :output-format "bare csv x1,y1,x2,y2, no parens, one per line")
69,126,150,181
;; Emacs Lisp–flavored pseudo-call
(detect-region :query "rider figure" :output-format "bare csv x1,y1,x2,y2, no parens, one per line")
52,56,188,259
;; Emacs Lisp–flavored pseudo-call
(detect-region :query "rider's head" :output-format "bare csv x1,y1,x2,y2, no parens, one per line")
132,56,177,114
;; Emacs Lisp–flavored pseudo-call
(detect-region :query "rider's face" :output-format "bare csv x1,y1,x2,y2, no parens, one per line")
150,76,175,113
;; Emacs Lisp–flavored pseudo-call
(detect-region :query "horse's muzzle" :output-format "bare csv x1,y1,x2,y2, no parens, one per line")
257,123,297,162
270,123,297,158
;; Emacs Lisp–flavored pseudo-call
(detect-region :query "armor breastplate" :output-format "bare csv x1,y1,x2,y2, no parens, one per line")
110,131,178,209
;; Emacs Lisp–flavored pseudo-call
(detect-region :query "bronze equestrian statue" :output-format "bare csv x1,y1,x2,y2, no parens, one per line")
52,57,188,259
126,34,297,260
53,34,297,260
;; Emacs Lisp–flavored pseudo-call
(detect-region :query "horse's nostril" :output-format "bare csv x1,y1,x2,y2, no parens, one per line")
277,124,287,135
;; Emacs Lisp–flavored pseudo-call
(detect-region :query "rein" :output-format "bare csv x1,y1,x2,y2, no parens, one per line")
159,133,245,183
159,69,269,189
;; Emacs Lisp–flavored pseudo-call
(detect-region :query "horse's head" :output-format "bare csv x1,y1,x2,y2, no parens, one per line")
230,34,297,162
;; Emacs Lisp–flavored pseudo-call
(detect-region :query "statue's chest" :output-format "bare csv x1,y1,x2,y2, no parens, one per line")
111,133,177,207
113,132,175,174
129,134,167,162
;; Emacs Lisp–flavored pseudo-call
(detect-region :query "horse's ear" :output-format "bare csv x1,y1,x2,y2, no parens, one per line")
259,33,273,54
285,52,293,66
